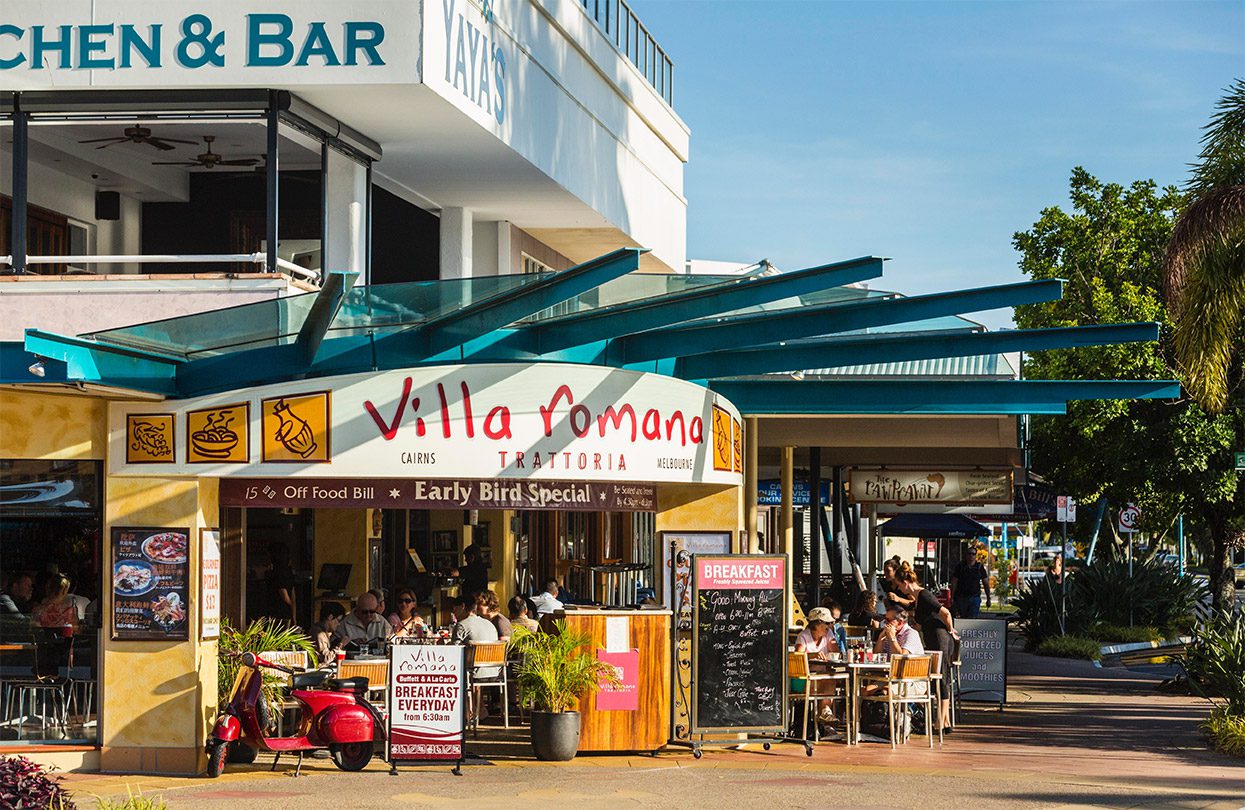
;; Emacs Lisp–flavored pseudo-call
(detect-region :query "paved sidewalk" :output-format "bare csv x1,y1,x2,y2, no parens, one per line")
63,650,1243,809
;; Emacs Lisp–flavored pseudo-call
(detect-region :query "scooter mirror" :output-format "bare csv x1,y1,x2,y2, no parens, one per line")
241,652,258,668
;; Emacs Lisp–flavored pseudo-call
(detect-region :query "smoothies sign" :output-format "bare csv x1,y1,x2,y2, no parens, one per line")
388,643,466,762
110,364,743,486
111,527,190,641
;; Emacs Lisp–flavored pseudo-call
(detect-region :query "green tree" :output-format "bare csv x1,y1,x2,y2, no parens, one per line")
1014,169,1242,606
1163,79,1245,608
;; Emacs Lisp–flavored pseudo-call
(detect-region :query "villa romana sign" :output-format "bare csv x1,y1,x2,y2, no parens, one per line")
110,364,743,486
848,468,1013,506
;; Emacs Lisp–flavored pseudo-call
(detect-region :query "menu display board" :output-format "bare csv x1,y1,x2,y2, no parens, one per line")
388,642,467,762
111,526,190,640
201,529,222,640
691,555,786,733
661,532,732,631
956,618,1007,704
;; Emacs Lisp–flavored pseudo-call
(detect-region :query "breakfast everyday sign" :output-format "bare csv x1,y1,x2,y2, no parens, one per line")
109,363,743,486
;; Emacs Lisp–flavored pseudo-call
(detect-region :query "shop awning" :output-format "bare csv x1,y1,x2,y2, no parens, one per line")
879,513,991,539
15,247,1181,415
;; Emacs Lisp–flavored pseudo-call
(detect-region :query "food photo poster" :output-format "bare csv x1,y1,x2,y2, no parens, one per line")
111,526,190,640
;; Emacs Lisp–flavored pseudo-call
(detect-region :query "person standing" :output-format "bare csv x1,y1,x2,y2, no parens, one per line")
896,562,958,735
458,545,490,600
950,546,991,618
263,543,297,626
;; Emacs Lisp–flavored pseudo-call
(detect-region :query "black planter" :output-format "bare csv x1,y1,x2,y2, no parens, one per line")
529,711,580,761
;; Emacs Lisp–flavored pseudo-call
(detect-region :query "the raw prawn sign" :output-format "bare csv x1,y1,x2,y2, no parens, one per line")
847,468,1013,506
108,364,744,486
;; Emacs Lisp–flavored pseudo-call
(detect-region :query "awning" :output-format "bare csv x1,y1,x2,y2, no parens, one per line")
879,512,990,539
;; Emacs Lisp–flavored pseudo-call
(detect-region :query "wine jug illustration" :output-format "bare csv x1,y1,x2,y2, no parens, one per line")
273,399,318,458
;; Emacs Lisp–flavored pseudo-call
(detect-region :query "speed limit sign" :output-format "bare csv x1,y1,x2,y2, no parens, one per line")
1118,503,1141,534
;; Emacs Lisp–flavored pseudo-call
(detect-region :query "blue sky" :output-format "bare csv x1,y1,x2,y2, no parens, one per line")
630,0,1243,327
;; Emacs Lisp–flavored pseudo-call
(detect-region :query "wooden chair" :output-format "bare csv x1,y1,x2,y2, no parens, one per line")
467,641,509,732
260,650,311,736
860,654,935,750
927,650,945,746
787,651,848,743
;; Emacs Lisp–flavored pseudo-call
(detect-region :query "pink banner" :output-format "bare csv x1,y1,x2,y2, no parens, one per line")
696,557,784,589
595,649,639,711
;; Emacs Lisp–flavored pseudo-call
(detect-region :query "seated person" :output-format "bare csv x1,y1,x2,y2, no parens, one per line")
334,592,392,648
389,588,427,637
530,578,564,617
873,605,924,656
0,572,34,615
794,607,841,661
848,591,882,632
313,602,347,665
819,598,849,652
474,590,511,642
508,595,540,633
31,574,76,630
449,596,501,678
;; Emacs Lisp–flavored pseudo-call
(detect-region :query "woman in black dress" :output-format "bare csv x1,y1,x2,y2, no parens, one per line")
896,561,958,734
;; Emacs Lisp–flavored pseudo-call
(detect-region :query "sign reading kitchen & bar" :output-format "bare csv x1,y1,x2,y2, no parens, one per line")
221,478,657,512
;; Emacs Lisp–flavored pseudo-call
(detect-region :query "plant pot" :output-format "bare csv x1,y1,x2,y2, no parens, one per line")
529,710,580,761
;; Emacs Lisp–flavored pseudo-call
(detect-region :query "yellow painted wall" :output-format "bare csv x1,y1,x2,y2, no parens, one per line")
655,483,744,549
0,390,105,459
314,508,369,599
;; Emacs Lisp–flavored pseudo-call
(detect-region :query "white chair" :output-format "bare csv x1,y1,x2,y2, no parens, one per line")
860,654,936,750
467,641,509,732
788,651,849,743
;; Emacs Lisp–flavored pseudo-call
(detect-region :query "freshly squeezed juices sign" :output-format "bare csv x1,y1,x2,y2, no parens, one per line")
111,527,190,641
110,364,743,485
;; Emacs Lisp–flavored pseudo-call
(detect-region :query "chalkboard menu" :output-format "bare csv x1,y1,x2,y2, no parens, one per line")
111,526,190,640
691,554,786,733
956,618,1007,704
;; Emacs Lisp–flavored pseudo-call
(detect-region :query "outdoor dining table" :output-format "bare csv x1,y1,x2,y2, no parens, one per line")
840,659,891,745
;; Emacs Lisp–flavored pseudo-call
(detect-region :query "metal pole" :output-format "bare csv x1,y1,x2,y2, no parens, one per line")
1060,519,1068,635
808,447,822,609
11,105,28,274
266,91,281,274
745,416,759,553
781,446,794,624
1177,514,1185,576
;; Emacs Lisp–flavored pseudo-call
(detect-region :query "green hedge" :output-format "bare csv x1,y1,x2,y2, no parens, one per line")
1090,624,1164,644
1202,708,1245,760
1035,635,1102,661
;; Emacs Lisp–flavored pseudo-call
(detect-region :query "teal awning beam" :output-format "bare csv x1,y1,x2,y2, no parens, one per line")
24,328,180,394
532,256,886,353
294,270,357,364
419,247,644,356
709,378,1181,416
620,278,1066,363
677,322,1160,379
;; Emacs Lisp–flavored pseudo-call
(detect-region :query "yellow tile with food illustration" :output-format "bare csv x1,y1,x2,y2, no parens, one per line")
127,413,175,464
186,404,249,463
711,405,732,472
261,391,331,463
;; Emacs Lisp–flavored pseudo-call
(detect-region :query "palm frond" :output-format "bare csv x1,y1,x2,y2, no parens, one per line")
1188,78,1245,197
509,622,620,713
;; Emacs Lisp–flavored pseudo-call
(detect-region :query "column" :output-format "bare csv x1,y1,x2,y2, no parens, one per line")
324,149,369,283
745,416,759,553
440,206,473,279
780,446,794,622
496,221,513,274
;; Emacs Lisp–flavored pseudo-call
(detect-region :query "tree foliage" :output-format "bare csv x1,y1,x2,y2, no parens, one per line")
1013,169,1243,576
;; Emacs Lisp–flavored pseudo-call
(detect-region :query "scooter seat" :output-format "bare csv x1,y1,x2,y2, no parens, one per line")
291,671,330,689
326,676,369,692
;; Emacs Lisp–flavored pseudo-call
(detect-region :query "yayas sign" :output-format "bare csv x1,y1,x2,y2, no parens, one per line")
110,363,743,486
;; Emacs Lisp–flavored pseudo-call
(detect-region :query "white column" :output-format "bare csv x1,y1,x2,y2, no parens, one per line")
781,446,794,624
496,221,513,274
324,149,368,284
440,206,473,279
745,416,759,553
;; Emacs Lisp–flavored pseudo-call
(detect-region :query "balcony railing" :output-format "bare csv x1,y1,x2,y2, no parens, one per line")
580,0,675,105
0,253,320,285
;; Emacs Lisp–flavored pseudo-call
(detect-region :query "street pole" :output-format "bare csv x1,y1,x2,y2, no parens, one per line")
1177,514,1185,577
1060,518,1068,635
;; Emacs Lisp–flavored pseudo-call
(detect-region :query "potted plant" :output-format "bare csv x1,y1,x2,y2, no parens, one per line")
215,617,315,763
509,621,619,761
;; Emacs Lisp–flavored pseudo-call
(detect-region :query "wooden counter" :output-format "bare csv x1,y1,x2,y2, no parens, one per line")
549,608,671,753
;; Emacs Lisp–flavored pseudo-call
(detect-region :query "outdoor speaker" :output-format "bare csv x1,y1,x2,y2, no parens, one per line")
95,191,120,221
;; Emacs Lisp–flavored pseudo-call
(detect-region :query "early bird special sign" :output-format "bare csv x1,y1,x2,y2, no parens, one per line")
109,364,744,486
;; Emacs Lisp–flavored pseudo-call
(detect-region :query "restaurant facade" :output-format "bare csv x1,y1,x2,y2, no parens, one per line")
0,0,1181,775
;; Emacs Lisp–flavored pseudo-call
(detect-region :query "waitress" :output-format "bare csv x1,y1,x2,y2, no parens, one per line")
896,562,957,735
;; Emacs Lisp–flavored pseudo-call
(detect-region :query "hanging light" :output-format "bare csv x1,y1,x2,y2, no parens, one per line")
27,357,46,377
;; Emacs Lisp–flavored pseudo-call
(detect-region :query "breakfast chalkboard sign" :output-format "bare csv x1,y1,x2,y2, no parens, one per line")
111,526,190,640
691,554,787,733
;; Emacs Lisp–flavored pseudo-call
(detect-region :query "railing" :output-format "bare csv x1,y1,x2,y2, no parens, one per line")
579,0,674,105
0,253,320,285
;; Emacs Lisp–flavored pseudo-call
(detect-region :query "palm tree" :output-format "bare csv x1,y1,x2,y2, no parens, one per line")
1164,78,1245,609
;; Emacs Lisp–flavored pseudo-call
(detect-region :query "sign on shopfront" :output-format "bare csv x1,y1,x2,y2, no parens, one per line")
848,468,1013,506
200,529,221,640
111,526,190,641
388,642,466,763
111,364,744,487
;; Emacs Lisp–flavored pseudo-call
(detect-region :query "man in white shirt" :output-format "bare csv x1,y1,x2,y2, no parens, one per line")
450,596,501,679
335,592,392,646
530,578,564,617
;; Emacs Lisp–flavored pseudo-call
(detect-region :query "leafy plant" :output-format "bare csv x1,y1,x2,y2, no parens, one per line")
509,622,619,713
1090,623,1164,644
94,787,167,810
0,755,76,809
217,617,315,712
1201,707,1245,760
1178,607,1245,716
1012,577,1091,649
1071,557,1204,630
1035,635,1102,661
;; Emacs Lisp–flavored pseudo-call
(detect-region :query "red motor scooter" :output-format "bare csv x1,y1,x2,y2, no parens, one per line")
207,652,385,777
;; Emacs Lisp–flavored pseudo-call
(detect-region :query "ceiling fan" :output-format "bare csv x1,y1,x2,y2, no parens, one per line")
151,136,261,169
78,125,199,152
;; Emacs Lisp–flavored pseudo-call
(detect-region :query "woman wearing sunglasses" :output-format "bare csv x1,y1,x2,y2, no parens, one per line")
389,587,426,636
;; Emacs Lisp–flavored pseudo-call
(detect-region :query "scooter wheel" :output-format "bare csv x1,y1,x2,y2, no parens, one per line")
330,742,373,772
206,741,228,778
